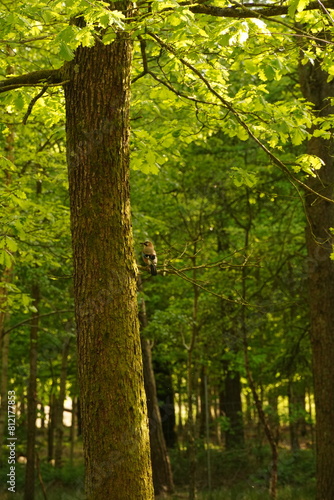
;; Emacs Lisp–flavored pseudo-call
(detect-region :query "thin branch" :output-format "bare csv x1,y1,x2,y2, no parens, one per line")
22,85,48,124
0,36,51,44
147,31,334,205
2,309,74,338
166,263,250,305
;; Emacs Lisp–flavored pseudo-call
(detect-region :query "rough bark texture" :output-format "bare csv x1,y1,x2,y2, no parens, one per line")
299,59,334,500
64,31,153,499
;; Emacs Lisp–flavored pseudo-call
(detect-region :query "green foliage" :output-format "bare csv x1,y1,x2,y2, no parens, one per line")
0,0,330,496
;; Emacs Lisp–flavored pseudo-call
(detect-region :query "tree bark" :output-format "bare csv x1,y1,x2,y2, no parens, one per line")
299,58,334,500
63,24,153,499
24,284,40,500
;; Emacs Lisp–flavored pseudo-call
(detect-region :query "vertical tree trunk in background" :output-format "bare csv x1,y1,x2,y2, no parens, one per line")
154,359,177,448
299,59,334,500
0,96,15,465
220,369,244,449
64,22,153,499
70,396,76,464
138,281,174,495
288,380,306,451
54,337,71,468
0,270,12,466
47,391,55,462
187,247,200,500
24,284,40,500
141,338,174,495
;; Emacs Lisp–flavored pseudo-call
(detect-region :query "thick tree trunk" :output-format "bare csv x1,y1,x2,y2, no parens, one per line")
24,284,40,500
299,59,334,500
63,26,153,499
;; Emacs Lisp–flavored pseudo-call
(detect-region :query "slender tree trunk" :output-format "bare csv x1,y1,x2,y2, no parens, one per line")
47,391,55,462
241,200,278,499
141,338,174,495
24,284,40,500
0,271,12,466
70,396,76,464
0,87,15,465
63,20,153,499
187,247,199,500
138,285,174,495
299,58,334,500
221,368,245,449
288,381,300,451
154,359,177,449
54,337,71,468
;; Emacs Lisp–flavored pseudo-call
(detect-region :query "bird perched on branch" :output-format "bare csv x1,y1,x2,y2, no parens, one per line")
141,240,158,276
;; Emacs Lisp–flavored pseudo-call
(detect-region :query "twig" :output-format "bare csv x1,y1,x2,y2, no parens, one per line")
22,86,48,124
2,309,74,338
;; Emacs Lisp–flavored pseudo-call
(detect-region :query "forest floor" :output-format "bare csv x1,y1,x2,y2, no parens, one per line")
0,444,315,500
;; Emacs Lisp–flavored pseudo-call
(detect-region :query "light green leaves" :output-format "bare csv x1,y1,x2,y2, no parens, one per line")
293,154,324,177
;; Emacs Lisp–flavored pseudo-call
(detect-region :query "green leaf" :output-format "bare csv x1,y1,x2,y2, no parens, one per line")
288,0,300,18
5,236,18,252
59,41,74,61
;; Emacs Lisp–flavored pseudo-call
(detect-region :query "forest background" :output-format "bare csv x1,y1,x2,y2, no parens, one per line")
0,0,334,499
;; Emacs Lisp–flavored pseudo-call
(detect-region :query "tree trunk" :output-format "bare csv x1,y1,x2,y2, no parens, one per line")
220,369,244,449
54,337,71,468
142,338,174,495
299,59,334,500
0,271,12,467
154,359,177,448
24,284,40,500
63,23,153,499
70,396,76,464
138,282,174,495
47,391,55,463
0,92,15,466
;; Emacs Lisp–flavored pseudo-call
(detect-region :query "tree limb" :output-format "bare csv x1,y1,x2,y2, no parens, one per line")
0,68,64,94
188,0,333,19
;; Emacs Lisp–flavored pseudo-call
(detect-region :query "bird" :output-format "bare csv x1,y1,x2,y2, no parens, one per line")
141,240,158,276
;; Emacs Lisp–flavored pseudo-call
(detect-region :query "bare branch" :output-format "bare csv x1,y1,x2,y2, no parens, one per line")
2,309,74,338
22,86,48,124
